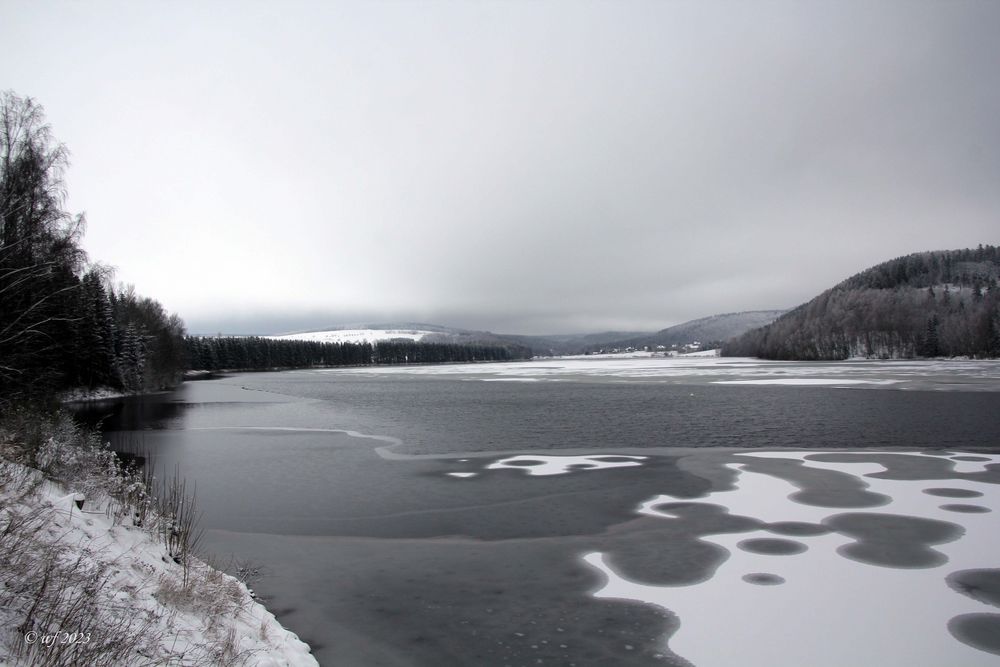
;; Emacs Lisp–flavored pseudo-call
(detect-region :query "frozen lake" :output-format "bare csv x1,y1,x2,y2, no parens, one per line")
80,357,1000,666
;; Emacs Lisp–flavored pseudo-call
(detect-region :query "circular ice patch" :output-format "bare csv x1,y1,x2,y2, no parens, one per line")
737,538,807,556
766,521,831,537
923,488,984,498
742,573,786,586
940,504,990,514
947,613,1000,656
946,569,1000,608
825,512,961,569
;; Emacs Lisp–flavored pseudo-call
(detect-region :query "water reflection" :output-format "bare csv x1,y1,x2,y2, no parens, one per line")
70,393,187,431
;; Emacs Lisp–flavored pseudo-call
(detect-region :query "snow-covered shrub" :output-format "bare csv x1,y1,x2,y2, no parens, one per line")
3,410,204,582
155,562,247,620
4,411,117,503
152,466,204,585
0,411,316,667
0,462,42,511
0,483,165,666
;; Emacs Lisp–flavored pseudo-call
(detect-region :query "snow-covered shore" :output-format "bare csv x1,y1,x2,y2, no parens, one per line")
58,386,134,403
0,460,317,666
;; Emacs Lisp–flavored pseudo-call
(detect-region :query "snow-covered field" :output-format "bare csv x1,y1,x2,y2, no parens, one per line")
0,463,317,666
308,355,1000,390
269,328,436,344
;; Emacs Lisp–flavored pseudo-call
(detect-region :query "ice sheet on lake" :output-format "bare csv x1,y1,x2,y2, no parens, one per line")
743,450,1000,474
310,356,1000,390
487,454,648,476
584,451,1000,666
478,377,541,382
712,378,902,386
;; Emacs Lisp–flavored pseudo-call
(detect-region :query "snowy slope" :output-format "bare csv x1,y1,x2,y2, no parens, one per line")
269,328,436,344
0,463,318,667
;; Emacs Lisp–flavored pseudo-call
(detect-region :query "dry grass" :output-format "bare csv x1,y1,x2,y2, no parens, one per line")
0,410,263,667
154,560,248,620
0,492,164,666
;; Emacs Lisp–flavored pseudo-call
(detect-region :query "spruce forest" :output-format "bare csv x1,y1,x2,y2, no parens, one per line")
185,336,531,372
0,92,186,405
723,247,1000,360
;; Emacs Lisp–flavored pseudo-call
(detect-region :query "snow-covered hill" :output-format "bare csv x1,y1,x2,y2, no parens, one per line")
269,328,436,344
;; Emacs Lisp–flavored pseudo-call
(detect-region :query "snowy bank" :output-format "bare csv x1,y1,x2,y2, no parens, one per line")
57,387,132,403
0,460,317,667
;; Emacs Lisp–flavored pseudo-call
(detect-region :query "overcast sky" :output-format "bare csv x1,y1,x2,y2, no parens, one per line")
3,1,998,334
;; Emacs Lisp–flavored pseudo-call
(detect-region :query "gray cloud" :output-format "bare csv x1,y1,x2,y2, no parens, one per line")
3,1,998,334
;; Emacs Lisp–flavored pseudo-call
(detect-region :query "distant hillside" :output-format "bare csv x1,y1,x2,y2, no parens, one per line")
489,331,651,356
272,322,506,347
723,245,1000,360
266,323,648,357
264,322,543,359
595,311,786,352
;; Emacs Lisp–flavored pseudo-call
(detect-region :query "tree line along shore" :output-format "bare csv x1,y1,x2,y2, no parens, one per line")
1,91,321,665
0,90,528,409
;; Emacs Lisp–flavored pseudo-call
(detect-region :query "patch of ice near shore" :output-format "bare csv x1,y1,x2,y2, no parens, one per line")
712,378,902,386
312,356,1000,390
584,452,1000,666
487,454,648,476
742,450,1000,474
479,377,541,382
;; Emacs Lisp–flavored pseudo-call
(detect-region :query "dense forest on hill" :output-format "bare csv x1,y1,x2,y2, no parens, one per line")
185,336,532,371
0,92,185,406
723,246,1000,360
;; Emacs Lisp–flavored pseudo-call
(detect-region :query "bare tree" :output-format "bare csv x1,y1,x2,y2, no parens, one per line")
0,91,87,401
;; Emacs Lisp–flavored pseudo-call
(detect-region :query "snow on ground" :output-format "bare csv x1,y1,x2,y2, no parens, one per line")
556,351,661,360
306,355,1000,390
583,451,1000,666
679,348,721,357
269,328,435,344
0,463,317,667
312,355,765,380
58,387,132,403
480,377,541,382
